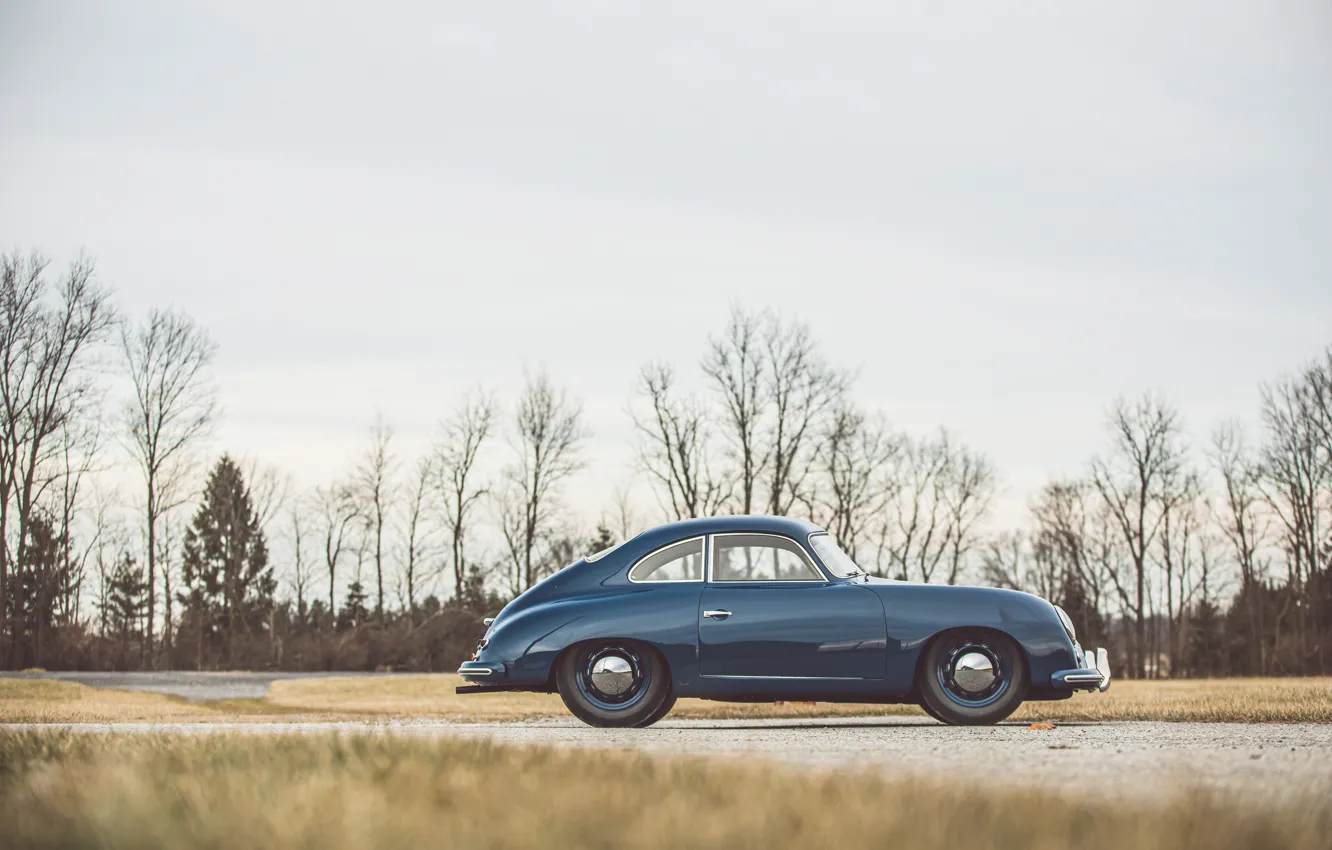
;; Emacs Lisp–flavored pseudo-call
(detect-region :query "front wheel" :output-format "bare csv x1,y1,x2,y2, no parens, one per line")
556,640,674,728
917,630,1027,726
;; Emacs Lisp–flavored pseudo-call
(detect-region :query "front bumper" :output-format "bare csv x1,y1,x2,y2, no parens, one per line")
1051,645,1111,692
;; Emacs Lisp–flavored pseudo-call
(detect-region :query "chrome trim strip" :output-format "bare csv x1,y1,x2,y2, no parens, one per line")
1061,673,1103,683
457,665,493,676
707,532,829,583
626,535,706,584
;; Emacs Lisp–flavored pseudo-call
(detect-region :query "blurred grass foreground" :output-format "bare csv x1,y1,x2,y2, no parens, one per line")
1,730,1330,850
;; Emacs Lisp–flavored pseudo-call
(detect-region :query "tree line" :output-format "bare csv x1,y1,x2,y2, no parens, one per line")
2,249,1329,676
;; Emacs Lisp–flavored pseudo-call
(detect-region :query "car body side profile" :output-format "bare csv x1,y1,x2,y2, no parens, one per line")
458,516,1110,727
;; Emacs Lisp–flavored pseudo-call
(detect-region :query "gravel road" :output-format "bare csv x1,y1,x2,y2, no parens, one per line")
9,715,1330,800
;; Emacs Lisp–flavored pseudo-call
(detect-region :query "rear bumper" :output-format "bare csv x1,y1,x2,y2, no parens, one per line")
458,660,505,683
1051,646,1111,692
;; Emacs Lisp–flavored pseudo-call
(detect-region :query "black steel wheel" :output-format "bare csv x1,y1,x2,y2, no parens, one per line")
917,630,1027,726
556,640,673,728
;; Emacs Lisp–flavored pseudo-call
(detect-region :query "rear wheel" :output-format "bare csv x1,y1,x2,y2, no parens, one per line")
556,640,673,728
917,630,1027,726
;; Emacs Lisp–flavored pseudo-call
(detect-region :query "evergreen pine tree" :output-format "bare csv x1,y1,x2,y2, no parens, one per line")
102,552,148,644
588,522,615,554
180,454,275,666
339,580,369,631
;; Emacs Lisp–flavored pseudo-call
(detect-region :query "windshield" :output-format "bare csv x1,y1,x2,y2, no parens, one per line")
808,534,863,578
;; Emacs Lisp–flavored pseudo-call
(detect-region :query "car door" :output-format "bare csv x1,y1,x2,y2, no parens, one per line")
697,532,887,680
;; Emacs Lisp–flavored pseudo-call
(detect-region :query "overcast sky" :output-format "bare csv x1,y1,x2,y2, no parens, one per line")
2,1,1329,529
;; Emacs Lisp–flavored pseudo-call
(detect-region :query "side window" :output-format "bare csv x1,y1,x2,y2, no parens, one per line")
629,538,704,582
712,534,823,582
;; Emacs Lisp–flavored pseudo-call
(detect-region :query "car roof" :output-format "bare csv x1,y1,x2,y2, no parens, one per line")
633,515,824,546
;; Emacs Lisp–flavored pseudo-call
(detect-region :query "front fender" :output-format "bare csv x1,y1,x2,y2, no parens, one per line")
864,580,1078,697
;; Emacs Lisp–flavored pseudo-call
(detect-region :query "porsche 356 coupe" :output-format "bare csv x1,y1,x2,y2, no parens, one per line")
457,516,1110,726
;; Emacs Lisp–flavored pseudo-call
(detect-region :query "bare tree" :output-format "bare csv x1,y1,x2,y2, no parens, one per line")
939,437,997,585
632,362,729,520
1209,421,1271,673
120,308,217,664
48,413,107,627
314,483,356,616
876,432,950,581
814,404,900,561
702,306,769,514
350,418,395,621
1029,479,1118,632
1,251,115,666
1258,355,1332,674
1090,395,1185,678
498,372,586,594
981,531,1061,600
398,454,437,617
1155,464,1204,676
763,314,848,515
240,457,290,532
286,500,315,615
607,481,640,543
875,429,996,584
433,390,496,603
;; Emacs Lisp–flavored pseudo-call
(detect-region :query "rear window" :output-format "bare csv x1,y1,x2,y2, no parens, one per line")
628,538,705,582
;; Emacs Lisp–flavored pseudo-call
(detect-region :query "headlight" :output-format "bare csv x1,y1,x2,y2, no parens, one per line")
1055,606,1077,642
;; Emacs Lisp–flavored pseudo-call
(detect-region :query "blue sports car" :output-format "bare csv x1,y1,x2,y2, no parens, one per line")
458,515,1110,726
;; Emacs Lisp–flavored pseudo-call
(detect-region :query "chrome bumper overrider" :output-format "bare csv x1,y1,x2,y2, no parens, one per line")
1052,646,1111,693
458,661,505,681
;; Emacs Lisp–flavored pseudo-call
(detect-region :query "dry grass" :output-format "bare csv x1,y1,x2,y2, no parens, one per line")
265,674,1332,724
0,680,333,724
4,675,1330,725
1019,677,1332,724
0,679,225,723
1,730,1328,850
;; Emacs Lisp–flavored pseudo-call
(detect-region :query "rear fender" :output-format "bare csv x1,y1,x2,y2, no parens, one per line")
480,584,703,689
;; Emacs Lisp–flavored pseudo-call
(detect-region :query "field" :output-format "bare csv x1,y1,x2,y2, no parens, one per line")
2,674,1330,724
1,730,1329,850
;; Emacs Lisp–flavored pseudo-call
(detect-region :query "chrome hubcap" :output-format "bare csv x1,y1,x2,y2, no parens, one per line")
953,651,996,693
590,654,634,696
939,642,1006,707
578,645,650,710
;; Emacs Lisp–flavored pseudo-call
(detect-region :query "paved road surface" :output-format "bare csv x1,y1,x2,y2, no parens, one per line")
0,670,395,701
9,716,1330,800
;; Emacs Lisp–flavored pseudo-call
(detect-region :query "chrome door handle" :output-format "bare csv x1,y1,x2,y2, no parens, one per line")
703,609,732,620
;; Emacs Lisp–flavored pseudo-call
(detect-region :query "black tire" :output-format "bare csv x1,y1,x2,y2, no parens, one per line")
556,640,673,728
918,630,1027,726
633,691,677,728
917,698,947,724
